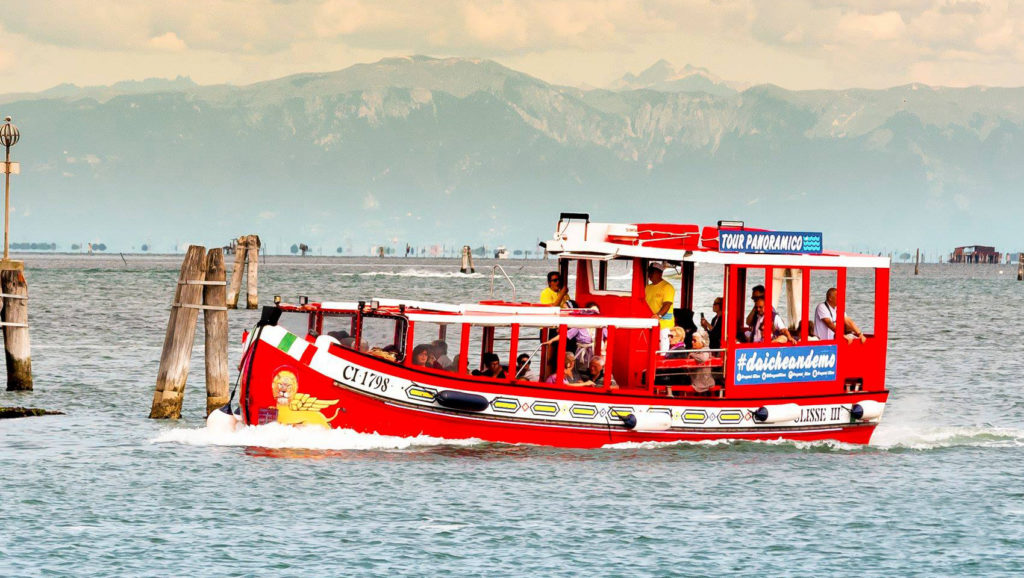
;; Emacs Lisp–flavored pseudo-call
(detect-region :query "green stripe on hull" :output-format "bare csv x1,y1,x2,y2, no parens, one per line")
277,332,297,353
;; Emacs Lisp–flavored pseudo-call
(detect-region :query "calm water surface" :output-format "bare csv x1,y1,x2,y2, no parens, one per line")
1,256,1022,576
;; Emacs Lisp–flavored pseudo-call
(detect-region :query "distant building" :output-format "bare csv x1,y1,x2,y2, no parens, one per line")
951,245,1001,263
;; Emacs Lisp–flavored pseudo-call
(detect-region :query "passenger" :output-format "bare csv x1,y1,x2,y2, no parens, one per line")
744,285,765,329
431,340,452,370
327,329,350,341
540,271,570,308
747,297,797,344
451,354,462,373
515,353,532,380
544,353,594,386
411,344,432,366
479,352,507,378
689,331,715,393
580,355,609,386
814,287,867,344
701,297,723,350
645,262,675,352
425,347,444,370
668,326,688,350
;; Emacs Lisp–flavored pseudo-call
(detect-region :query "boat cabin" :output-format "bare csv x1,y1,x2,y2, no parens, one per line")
271,213,890,400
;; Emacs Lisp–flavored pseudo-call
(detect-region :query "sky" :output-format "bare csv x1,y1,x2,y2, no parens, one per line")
1,0,1022,93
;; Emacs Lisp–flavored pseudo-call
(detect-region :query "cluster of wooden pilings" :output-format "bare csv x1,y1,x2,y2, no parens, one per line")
149,246,230,419
227,234,260,309
0,262,31,390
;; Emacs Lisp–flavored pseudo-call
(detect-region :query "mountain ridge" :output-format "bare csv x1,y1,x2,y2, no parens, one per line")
1,55,1021,254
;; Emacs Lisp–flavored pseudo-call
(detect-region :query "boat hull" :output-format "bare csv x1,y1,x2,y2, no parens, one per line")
240,326,887,449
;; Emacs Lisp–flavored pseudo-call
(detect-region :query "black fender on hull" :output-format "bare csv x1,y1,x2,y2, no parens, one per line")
435,390,489,412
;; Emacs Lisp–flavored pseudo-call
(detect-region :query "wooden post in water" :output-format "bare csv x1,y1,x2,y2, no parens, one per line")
150,245,207,419
460,245,475,273
914,248,920,276
203,249,229,416
246,235,260,309
1,266,31,390
226,235,247,309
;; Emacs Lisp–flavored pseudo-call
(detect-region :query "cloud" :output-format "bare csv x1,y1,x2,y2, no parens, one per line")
148,32,186,52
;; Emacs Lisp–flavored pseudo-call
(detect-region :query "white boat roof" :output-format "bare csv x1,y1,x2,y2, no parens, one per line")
405,312,657,329
545,220,891,269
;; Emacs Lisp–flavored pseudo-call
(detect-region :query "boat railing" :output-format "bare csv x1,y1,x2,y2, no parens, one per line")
489,264,517,302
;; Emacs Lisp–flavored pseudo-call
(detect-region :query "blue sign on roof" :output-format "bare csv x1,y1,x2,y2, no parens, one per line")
718,230,823,255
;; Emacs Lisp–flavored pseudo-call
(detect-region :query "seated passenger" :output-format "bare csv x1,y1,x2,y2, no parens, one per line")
545,353,594,386
668,326,688,350
814,287,867,344
479,352,507,378
411,344,432,366
327,329,350,341
540,271,570,307
747,297,797,344
515,353,532,380
431,340,452,370
689,331,715,393
580,355,612,387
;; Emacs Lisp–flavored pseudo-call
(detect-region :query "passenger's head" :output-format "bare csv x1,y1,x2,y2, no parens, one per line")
751,285,765,301
669,326,686,345
482,352,502,373
411,344,431,365
712,297,722,312
516,353,530,368
584,302,600,313
692,331,708,349
563,353,577,371
826,287,838,306
431,339,448,356
589,355,604,375
753,297,766,316
647,262,665,282
546,271,561,288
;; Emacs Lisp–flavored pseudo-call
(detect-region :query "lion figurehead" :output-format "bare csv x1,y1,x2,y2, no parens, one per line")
271,370,298,406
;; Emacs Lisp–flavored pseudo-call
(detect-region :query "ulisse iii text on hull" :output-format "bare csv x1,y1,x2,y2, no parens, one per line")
228,213,889,448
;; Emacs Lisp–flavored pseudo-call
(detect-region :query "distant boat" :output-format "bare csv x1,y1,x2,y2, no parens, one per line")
494,246,509,259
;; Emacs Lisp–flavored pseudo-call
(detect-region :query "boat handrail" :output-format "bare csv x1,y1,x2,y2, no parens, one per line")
489,264,517,302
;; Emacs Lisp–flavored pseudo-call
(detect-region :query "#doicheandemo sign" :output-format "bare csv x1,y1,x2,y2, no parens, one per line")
734,345,837,385
719,230,822,254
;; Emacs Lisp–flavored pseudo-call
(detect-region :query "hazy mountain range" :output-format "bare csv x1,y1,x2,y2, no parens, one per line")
2,55,1022,255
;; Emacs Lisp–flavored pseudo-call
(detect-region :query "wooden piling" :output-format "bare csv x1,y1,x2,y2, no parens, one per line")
246,235,260,309
914,248,920,276
1,267,31,391
226,235,246,309
460,245,475,274
150,245,207,419
203,249,229,416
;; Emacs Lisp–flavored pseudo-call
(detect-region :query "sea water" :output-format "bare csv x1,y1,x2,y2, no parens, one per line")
1,256,1022,576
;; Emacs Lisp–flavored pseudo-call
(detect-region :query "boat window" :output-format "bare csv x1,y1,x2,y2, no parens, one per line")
588,259,632,296
809,269,838,341
359,314,407,361
322,313,356,343
772,268,803,341
277,311,312,338
409,321,460,371
846,269,876,337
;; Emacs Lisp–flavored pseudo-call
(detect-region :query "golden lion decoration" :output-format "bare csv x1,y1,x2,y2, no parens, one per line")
271,370,340,427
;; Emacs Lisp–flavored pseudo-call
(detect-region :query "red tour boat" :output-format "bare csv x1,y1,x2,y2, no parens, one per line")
232,213,890,447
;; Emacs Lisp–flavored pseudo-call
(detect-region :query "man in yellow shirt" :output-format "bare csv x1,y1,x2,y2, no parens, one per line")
540,271,569,307
645,262,675,352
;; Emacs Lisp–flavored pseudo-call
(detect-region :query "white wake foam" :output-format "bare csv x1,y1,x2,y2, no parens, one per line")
358,269,485,278
868,423,1024,450
152,422,484,451
603,424,1024,451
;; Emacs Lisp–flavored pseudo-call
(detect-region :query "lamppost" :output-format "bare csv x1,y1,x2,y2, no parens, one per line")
0,116,20,262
